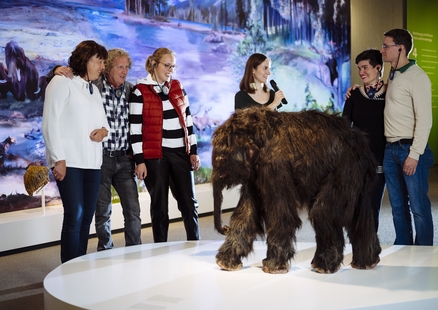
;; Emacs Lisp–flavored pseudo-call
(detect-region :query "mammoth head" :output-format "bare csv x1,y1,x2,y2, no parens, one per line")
4,136,17,145
211,133,257,235
211,131,257,191
211,107,279,192
211,109,266,234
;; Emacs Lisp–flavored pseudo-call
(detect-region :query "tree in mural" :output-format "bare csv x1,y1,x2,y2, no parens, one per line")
260,0,350,110
228,20,273,83
125,0,147,15
219,0,228,31
236,0,250,30
122,0,350,111
125,0,170,17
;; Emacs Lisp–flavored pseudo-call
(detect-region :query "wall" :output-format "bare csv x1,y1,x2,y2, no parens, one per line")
0,0,406,253
407,0,438,163
0,185,240,253
350,0,405,85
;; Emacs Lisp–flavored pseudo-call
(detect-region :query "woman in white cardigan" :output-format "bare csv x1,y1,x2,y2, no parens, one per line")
42,40,110,263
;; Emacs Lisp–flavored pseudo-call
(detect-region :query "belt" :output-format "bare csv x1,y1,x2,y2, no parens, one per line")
387,139,413,146
103,150,127,157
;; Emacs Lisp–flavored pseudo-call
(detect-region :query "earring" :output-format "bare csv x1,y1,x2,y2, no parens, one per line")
374,65,381,79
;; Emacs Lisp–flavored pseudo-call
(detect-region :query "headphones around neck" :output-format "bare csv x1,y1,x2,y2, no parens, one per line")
160,81,170,95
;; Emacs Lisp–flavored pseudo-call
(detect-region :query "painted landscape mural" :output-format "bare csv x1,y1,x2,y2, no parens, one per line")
0,0,351,213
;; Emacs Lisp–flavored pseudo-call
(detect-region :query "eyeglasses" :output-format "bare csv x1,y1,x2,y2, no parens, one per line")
159,62,178,70
382,44,399,49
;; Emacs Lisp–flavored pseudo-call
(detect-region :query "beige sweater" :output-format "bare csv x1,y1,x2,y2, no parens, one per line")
384,61,432,160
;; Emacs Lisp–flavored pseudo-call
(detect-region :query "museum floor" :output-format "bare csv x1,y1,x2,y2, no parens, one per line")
1,165,438,310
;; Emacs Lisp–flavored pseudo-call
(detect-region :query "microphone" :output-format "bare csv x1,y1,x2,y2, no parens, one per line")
269,80,288,105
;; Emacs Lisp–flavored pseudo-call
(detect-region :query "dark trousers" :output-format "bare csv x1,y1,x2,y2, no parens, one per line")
56,167,100,263
95,154,141,251
144,151,200,242
371,172,386,232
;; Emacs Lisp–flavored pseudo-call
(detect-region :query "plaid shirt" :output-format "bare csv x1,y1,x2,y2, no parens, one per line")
101,78,130,151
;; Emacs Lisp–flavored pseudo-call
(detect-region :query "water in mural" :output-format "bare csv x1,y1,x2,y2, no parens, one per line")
0,0,350,213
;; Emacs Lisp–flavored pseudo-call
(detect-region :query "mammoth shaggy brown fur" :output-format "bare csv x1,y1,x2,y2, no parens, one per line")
211,108,381,274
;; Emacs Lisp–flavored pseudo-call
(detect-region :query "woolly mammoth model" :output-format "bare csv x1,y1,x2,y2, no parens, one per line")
211,108,381,274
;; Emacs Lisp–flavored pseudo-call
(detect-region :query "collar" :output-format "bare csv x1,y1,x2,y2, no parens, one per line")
365,80,384,99
396,59,416,73
73,75,93,93
136,74,155,85
103,75,125,91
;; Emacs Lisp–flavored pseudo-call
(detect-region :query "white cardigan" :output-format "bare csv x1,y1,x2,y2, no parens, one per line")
42,75,109,169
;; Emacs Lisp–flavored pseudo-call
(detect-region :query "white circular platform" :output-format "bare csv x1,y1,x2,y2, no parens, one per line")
44,240,438,309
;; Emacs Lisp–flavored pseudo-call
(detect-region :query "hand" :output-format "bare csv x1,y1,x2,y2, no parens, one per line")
52,160,66,181
190,154,201,171
270,90,286,110
135,163,147,180
344,84,359,99
90,128,108,142
403,157,418,176
54,66,74,79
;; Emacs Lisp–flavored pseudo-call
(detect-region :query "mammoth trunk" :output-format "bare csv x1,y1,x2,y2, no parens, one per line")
213,184,226,235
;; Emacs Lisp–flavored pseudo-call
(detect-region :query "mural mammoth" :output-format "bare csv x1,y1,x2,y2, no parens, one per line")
4,40,43,101
211,108,381,274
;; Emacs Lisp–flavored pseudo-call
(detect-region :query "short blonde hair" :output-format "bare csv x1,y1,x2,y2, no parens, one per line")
104,48,132,75
145,47,175,74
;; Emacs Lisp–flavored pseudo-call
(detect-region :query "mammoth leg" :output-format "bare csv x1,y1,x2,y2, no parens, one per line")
347,193,381,270
311,219,345,273
262,219,298,274
216,183,262,271
258,165,300,274
349,230,381,270
24,62,40,101
309,175,346,273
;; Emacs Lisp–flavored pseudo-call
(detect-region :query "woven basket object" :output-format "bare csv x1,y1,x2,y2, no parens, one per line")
24,166,50,196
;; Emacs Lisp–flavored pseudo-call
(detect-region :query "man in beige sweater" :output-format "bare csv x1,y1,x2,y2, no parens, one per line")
380,28,434,245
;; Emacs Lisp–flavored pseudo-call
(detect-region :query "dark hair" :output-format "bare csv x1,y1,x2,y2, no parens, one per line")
355,49,383,78
69,40,108,78
384,28,413,56
355,49,383,67
239,53,269,94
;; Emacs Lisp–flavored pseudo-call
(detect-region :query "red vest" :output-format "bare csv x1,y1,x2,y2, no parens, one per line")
134,80,190,159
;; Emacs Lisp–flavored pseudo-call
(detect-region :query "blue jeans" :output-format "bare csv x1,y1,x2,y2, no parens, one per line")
56,167,101,263
95,154,141,251
383,143,434,245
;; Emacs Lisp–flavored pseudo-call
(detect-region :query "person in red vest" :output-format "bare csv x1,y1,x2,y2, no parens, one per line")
129,47,201,242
